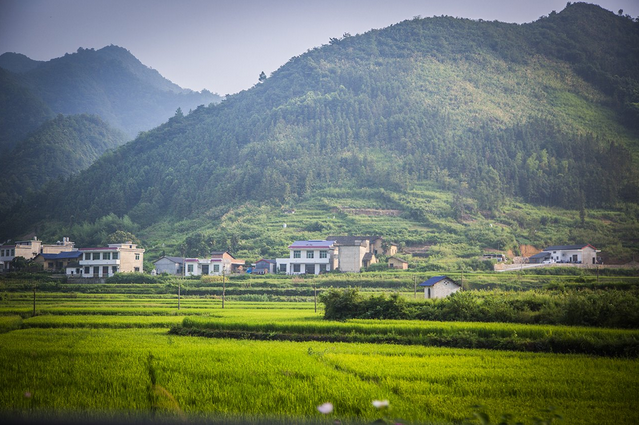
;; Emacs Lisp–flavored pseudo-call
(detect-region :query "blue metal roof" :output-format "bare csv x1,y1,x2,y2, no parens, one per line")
41,251,82,260
419,276,449,287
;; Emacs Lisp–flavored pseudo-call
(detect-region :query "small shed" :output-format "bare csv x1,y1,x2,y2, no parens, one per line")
387,256,408,270
253,259,276,274
419,276,462,299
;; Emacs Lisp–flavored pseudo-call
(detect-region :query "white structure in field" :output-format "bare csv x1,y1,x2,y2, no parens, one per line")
72,242,144,278
419,276,462,299
276,240,336,275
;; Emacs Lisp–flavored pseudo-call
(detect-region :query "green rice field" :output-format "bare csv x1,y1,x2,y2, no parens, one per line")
0,290,638,424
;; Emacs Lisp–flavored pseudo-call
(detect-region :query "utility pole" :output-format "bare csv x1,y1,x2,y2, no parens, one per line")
314,283,317,313
597,264,600,285
461,269,464,290
413,275,417,299
178,280,181,310
32,284,36,317
222,269,226,309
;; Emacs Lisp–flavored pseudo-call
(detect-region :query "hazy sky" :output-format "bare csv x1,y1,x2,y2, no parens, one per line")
1,0,638,95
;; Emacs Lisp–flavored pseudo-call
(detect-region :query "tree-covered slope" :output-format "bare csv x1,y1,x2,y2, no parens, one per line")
14,45,221,138
0,114,127,207
1,3,638,253
0,68,54,154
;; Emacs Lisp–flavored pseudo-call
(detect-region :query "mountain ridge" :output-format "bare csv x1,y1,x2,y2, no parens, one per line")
1,3,638,263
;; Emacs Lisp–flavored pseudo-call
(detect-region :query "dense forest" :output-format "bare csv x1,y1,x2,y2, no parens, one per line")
1,3,638,261
0,114,127,208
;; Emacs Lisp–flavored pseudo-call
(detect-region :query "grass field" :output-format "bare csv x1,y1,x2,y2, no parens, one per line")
0,286,638,424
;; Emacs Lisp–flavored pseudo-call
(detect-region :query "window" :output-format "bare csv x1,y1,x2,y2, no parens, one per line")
293,250,301,259
279,264,287,273
93,252,101,260
11,249,15,256
103,252,111,260
135,253,140,260
84,267,90,274
134,267,140,272
319,264,327,273
84,253,91,261
213,264,220,273
293,264,301,273
48,262,54,269
112,266,118,273
187,264,194,273
319,250,327,259
102,266,109,275
306,251,314,259
112,252,119,260
305,264,315,274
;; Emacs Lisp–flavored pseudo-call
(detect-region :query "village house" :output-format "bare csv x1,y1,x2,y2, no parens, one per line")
1,236,75,271
71,242,145,278
253,259,276,274
419,276,462,299
387,256,408,270
153,256,184,276
326,236,377,273
33,250,83,272
529,244,600,265
276,240,336,275
184,251,245,276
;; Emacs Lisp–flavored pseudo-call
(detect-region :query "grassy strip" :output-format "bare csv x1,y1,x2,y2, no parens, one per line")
172,317,639,357
22,315,185,329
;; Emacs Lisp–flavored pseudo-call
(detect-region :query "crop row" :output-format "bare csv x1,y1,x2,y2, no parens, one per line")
172,315,639,357
1,328,638,424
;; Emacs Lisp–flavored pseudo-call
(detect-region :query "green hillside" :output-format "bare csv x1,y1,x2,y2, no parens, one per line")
1,3,638,263
0,114,127,208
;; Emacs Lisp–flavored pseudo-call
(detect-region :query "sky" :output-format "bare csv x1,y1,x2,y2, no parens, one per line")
1,0,638,95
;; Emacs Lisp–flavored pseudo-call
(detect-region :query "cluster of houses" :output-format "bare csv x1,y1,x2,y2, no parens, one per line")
154,236,408,276
0,236,145,278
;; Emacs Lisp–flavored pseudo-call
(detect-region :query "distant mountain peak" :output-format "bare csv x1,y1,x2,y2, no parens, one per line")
0,52,43,73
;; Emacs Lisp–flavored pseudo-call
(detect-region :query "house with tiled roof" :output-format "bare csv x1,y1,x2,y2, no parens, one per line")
33,250,82,272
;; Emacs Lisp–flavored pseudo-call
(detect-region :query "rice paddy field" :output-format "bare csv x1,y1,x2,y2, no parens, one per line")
1,287,639,424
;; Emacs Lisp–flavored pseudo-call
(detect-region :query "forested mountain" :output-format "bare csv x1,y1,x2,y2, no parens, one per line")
0,67,55,153
0,45,221,153
1,3,638,260
0,114,127,208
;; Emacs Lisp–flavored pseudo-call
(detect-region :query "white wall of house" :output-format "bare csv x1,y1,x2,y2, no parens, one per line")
424,278,462,299
548,247,598,264
76,243,144,278
276,245,333,275
184,258,229,276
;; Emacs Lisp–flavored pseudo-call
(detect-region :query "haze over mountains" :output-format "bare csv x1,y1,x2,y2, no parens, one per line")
1,3,638,264
0,45,221,152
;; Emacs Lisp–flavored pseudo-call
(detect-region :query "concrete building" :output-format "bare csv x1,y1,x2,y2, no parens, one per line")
276,240,336,275
76,242,144,278
153,256,184,276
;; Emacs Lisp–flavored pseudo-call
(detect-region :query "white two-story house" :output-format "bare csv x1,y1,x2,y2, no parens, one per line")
75,242,144,278
276,240,336,275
